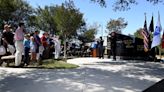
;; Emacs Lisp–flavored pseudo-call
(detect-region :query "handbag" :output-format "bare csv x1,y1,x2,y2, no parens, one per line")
7,44,15,55
0,45,6,55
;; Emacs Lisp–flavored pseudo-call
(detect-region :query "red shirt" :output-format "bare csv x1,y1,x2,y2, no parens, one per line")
41,35,47,47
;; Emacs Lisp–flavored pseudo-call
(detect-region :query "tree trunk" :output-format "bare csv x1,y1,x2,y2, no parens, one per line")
63,35,67,61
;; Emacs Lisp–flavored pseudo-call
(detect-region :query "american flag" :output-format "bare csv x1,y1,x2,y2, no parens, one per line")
141,19,149,52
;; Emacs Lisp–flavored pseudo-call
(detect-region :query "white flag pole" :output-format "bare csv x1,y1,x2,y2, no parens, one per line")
159,11,162,60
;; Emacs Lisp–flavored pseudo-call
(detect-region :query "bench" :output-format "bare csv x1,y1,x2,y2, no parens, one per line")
0,55,15,66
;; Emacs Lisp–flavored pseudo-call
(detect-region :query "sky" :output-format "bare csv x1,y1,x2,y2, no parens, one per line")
26,0,164,37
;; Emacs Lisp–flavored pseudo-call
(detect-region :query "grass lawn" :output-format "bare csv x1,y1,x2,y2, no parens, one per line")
1,59,79,69
40,59,79,69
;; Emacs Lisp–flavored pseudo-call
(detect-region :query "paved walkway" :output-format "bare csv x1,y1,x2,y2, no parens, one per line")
0,58,164,92
67,57,114,65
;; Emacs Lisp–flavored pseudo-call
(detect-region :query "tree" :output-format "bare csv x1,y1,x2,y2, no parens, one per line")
90,0,106,7
90,0,163,11
77,22,99,43
34,6,57,32
54,1,84,59
78,27,98,42
134,28,144,39
106,17,127,33
0,0,33,27
84,28,97,42
54,3,83,37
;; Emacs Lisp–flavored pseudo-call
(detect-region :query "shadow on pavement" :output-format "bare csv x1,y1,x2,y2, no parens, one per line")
0,61,164,92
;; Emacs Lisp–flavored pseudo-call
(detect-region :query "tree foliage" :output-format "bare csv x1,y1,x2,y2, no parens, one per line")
34,6,57,32
54,1,84,38
78,27,97,42
106,17,127,33
53,1,84,59
134,28,144,39
91,0,106,7
78,23,99,42
0,0,33,24
91,0,163,11
84,28,97,42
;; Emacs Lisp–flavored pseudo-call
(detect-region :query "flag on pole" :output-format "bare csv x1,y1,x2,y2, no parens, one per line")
149,15,154,49
149,15,154,32
162,30,164,48
141,15,149,52
151,12,162,48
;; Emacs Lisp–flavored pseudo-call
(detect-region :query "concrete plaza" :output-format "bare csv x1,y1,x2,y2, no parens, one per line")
0,58,164,92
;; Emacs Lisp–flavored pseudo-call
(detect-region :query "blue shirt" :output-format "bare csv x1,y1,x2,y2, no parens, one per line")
91,41,97,49
23,39,30,48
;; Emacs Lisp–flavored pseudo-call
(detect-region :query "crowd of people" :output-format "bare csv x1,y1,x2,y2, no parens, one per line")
0,23,61,67
0,22,114,67
1,22,158,68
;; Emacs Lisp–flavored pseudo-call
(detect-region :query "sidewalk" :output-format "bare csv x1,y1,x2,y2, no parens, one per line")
0,58,164,92
66,57,128,65
67,57,113,65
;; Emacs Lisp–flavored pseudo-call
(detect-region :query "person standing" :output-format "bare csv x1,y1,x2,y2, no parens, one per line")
98,36,104,59
53,35,61,59
111,32,117,61
41,32,48,49
14,22,25,67
46,33,51,58
41,32,48,59
2,24,14,54
33,31,41,61
23,34,30,66
30,33,37,62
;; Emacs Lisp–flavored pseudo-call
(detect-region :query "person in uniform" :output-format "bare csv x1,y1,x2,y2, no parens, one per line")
98,36,104,59
111,32,117,61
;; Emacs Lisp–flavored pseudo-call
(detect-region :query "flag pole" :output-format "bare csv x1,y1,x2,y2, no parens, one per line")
158,11,162,60
160,30,163,60
151,11,162,61
160,44,162,60
144,12,146,20
151,13,156,60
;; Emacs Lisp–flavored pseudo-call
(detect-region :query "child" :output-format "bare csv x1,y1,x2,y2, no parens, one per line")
23,34,30,66
30,33,37,62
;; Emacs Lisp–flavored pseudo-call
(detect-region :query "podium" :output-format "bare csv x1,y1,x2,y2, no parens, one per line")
92,49,97,57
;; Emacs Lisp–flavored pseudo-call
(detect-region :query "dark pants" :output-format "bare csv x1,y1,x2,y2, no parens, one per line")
149,47,156,61
3,42,8,55
99,46,104,58
111,47,116,60
24,47,30,65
